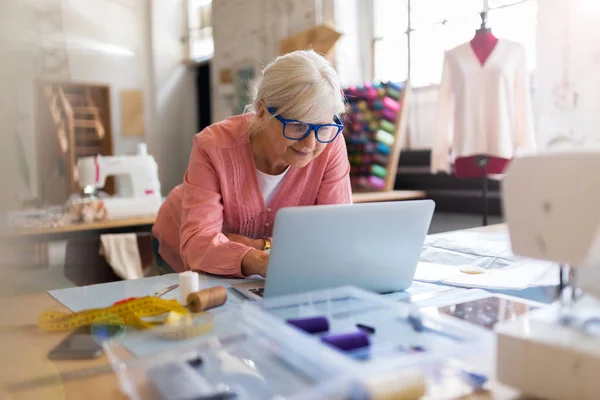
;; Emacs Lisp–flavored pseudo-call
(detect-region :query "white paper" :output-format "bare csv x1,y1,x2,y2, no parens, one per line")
414,262,462,283
442,259,559,290
381,281,465,303
413,259,559,290
421,231,523,269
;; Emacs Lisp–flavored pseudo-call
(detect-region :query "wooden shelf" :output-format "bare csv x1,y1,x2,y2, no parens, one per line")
344,80,414,198
8,215,156,240
352,190,425,203
38,82,113,202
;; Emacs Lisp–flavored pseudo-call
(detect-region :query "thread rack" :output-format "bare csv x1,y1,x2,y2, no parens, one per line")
343,81,411,193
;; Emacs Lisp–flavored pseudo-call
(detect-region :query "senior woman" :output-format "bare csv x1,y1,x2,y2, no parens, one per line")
152,49,352,278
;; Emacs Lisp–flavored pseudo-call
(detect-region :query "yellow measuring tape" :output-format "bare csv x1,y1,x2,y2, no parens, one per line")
38,296,190,332
39,296,217,341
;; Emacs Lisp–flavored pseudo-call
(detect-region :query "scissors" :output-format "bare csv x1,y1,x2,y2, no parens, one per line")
113,284,179,306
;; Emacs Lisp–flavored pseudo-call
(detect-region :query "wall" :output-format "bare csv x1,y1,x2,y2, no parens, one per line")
5,0,154,201
211,0,325,122
334,0,373,87
534,0,600,149
63,0,197,195
4,0,197,202
0,0,30,210
61,0,152,158
150,0,198,193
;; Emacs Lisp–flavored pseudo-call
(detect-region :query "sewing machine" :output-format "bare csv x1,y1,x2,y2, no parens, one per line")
76,143,162,219
497,150,600,400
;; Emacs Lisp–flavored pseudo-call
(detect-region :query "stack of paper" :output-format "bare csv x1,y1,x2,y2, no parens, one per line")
414,259,559,290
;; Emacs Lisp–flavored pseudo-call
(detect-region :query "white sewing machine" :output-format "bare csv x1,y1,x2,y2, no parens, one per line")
76,143,162,219
497,150,600,400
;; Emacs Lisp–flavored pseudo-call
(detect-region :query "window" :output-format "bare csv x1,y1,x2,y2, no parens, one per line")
373,0,538,88
186,0,213,63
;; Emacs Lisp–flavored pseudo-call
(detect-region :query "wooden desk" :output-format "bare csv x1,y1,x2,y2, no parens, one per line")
0,292,128,399
0,224,520,400
352,190,426,203
2,215,156,269
8,215,156,243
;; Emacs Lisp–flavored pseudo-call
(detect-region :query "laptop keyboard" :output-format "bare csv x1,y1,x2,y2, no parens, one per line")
249,288,264,297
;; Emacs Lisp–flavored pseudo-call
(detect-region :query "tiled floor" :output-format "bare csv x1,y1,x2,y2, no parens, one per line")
0,212,503,297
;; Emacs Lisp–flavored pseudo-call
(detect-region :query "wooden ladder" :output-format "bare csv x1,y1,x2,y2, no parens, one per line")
42,83,107,193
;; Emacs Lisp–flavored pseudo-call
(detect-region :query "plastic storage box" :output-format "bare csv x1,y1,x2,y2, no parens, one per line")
104,286,491,400
104,306,366,400
254,286,492,375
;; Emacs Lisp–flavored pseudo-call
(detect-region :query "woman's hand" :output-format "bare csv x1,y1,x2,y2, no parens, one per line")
226,233,265,250
241,250,269,277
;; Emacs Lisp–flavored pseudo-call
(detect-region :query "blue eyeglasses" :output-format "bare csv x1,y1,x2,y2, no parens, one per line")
267,107,344,144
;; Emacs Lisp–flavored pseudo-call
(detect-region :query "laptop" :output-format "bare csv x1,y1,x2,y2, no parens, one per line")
231,199,435,300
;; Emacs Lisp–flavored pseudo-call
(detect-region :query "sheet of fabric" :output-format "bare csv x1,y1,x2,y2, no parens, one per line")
432,39,536,174
418,231,559,290
48,274,249,313
99,233,144,280
415,260,558,290
152,113,352,277
420,231,523,269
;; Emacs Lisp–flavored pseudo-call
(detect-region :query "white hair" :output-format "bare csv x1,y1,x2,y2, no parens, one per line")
248,50,345,125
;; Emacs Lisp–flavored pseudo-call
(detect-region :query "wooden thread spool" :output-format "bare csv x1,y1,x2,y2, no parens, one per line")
186,286,228,313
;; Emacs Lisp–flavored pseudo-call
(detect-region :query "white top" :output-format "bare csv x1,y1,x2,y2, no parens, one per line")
256,167,289,205
431,39,537,174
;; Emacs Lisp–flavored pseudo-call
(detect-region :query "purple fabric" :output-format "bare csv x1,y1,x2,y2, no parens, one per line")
286,316,329,334
321,331,370,352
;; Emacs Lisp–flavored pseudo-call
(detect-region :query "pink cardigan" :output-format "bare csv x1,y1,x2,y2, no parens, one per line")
152,113,352,277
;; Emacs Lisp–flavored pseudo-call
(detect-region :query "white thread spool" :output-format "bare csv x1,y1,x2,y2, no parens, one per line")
178,271,200,305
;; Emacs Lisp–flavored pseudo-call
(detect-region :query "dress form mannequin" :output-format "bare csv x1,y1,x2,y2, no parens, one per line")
454,11,510,179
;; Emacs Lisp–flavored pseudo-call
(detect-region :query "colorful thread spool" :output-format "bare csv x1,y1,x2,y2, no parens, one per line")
359,133,370,143
321,331,370,352
387,87,401,101
382,97,401,113
287,316,329,334
364,142,376,153
374,152,389,166
368,121,378,132
371,164,387,178
357,100,368,111
388,81,405,92
179,271,200,305
186,286,228,313
365,87,378,100
353,176,365,187
372,100,383,110
368,175,385,189
377,142,391,155
380,119,395,134
382,108,397,123
377,88,386,97
376,130,395,147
